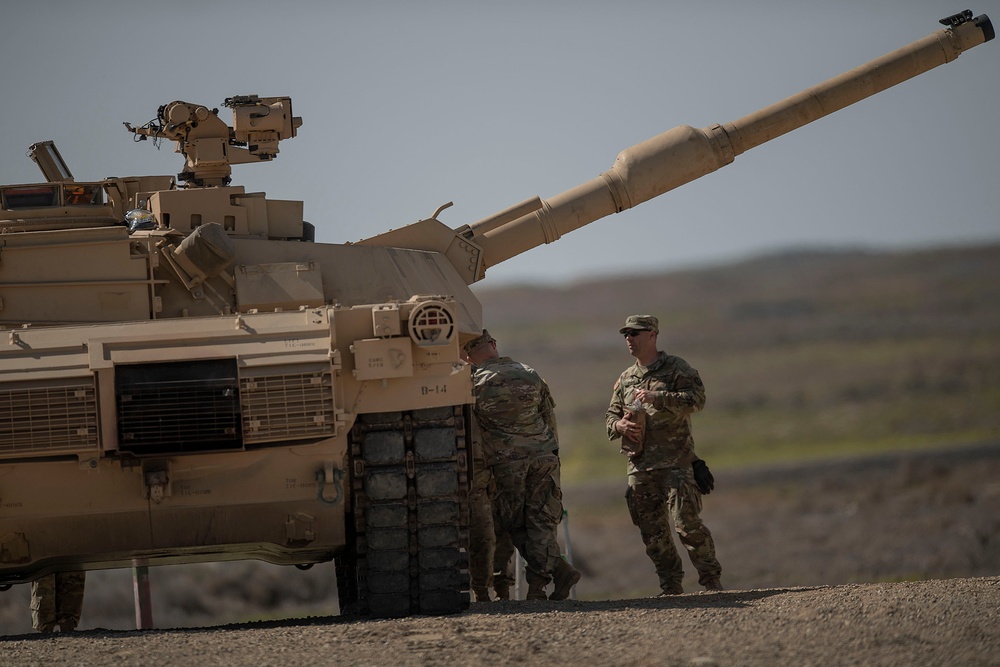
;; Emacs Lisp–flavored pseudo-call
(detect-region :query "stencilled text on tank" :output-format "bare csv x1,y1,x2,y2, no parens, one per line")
421,384,448,395
174,483,212,497
284,339,317,349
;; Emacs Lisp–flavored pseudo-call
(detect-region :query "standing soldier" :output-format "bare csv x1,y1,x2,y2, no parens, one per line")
464,330,580,601
466,414,497,602
30,571,86,632
607,315,722,595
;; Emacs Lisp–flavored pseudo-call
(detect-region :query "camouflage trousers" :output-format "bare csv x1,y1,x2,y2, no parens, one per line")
626,467,721,594
491,452,563,585
492,531,516,593
31,571,86,632
468,462,496,593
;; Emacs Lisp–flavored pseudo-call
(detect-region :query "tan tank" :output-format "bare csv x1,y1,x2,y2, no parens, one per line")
0,11,993,618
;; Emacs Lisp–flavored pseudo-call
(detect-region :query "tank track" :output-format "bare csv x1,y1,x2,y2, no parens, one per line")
340,405,471,617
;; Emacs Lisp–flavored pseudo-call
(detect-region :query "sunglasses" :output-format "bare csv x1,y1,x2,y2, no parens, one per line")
622,329,646,338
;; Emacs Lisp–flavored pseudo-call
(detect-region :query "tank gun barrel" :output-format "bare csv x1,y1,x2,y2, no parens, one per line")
470,11,993,275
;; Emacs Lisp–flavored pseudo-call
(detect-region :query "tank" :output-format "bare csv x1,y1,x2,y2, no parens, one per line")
0,11,993,618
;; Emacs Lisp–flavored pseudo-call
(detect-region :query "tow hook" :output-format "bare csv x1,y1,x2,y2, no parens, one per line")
315,462,344,506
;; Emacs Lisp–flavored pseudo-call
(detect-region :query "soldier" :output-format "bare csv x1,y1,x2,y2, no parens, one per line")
606,315,722,595
464,330,580,601
467,434,517,602
466,414,497,602
30,571,86,632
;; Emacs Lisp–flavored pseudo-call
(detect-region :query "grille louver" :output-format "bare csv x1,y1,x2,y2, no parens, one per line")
241,370,335,443
0,380,98,456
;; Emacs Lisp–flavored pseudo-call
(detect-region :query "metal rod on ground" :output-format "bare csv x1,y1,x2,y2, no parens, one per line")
132,563,153,629
515,553,524,600
562,509,577,601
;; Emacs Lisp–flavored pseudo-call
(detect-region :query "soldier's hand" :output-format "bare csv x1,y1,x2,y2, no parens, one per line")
634,389,654,406
616,417,641,444
692,458,715,494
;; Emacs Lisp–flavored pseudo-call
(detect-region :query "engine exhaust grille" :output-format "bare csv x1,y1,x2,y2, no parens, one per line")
0,380,98,456
115,359,242,455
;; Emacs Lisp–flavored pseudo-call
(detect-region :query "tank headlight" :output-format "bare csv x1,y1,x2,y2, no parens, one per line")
408,300,456,347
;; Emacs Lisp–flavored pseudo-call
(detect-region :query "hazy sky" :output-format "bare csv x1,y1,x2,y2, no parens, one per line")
2,0,998,286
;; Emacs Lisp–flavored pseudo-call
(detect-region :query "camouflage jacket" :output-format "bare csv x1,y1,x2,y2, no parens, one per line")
606,351,706,475
472,356,558,466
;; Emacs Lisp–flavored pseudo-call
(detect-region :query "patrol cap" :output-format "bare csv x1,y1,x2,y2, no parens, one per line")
619,315,659,334
462,329,495,355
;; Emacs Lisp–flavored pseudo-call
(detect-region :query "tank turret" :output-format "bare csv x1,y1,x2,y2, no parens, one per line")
0,11,992,621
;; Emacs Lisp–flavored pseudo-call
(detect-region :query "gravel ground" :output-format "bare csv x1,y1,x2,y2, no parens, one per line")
2,577,998,667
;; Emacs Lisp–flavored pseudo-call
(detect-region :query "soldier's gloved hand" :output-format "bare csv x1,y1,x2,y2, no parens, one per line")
692,458,714,495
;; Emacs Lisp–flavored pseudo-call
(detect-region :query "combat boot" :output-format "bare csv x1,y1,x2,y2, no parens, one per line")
703,579,724,591
526,583,548,600
473,587,491,602
493,581,510,601
525,572,549,601
549,559,581,601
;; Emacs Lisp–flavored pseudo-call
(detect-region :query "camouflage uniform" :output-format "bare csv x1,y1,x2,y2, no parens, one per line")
491,530,516,599
30,571,86,632
467,417,496,601
472,355,564,594
607,349,721,593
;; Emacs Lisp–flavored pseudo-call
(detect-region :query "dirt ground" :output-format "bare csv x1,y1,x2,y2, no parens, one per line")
3,577,999,667
2,443,998,665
